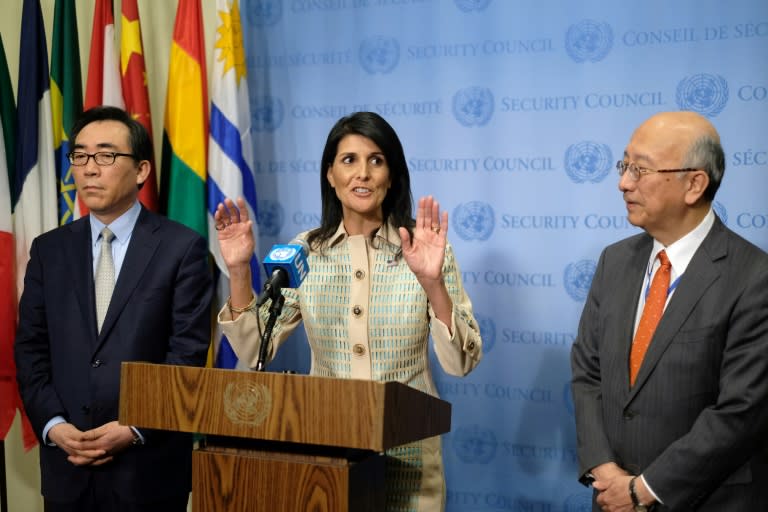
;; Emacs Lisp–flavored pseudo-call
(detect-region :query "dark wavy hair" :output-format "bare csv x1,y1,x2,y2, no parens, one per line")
306,112,414,251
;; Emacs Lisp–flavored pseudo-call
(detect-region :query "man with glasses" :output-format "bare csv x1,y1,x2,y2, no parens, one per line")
571,111,768,511
15,106,212,511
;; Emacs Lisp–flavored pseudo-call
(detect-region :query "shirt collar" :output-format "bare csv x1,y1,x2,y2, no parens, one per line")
90,201,142,246
650,208,715,277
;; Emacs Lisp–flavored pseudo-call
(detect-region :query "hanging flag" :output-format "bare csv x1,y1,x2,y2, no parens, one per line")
14,0,57,300
84,0,124,110
161,0,209,237
0,33,36,451
208,0,261,369
50,0,83,225
120,0,159,212
9,0,56,450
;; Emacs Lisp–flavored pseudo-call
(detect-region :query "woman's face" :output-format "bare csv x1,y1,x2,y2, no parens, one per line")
327,134,392,224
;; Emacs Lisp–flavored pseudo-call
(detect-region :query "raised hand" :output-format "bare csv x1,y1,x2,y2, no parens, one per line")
399,195,448,284
215,197,255,271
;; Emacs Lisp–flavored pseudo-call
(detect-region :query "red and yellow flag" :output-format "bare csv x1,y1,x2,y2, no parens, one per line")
160,0,209,236
120,0,158,211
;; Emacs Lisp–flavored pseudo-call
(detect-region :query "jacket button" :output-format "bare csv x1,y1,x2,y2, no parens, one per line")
81,406,91,414
467,341,476,351
623,411,634,420
352,305,363,317
91,359,102,368
352,344,366,356
354,269,365,280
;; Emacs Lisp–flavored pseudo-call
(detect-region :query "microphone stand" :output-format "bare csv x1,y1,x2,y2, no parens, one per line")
254,292,285,372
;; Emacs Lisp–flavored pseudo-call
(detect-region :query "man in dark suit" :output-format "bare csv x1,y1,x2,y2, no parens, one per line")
14,106,212,511
571,111,768,511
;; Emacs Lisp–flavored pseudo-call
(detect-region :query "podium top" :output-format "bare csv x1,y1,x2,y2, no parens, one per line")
119,362,451,451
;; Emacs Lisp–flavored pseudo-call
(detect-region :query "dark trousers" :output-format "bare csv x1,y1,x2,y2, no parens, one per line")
43,471,188,512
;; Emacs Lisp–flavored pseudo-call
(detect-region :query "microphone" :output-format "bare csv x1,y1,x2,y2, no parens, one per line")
257,239,310,306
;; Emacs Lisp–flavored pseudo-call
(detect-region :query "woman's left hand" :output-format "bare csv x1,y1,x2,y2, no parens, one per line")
400,195,447,283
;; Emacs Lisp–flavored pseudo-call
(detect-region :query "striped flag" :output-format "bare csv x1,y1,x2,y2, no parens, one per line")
208,0,261,369
0,33,35,450
7,1,55,450
120,0,159,212
50,0,83,225
85,0,124,110
160,0,209,237
13,0,57,300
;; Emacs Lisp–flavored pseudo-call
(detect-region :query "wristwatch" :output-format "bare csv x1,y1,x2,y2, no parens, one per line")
629,476,649,512
129,426,144,446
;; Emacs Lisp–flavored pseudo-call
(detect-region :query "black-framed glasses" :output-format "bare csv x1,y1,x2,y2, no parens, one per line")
67,151,136,166
616,160,698,181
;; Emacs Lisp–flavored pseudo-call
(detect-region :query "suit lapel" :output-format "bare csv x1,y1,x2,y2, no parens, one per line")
628,219,727,397
65,217,99,343
95,208,161,350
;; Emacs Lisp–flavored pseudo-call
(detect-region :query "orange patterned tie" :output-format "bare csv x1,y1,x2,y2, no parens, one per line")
630,250,671,386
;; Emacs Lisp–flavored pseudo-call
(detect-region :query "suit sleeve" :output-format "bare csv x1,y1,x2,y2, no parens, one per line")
14,238,65,439
642,257,768,509
570,248,618,482
163,234,213,367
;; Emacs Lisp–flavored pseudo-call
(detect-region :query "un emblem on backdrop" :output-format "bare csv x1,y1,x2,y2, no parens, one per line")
359,36,400,74
565,20,614,63
257,199,285,237
452,201,495,241
451,424,498,464
250,95,284,132
564,142,612,183
713,201,728,225
244,0,282,27
563,492,593,512
453,0,492,12
452,86,495,127
474,314,496,354
563,260,597,301
676,73,729,118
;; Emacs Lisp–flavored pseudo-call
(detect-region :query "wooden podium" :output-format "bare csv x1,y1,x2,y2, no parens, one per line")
119,362,451,511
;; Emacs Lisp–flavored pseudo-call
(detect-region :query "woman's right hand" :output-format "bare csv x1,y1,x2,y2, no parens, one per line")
215,197,255,270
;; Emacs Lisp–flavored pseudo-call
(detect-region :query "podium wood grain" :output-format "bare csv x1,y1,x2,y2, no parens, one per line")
119,362,451,511
119,362,450,451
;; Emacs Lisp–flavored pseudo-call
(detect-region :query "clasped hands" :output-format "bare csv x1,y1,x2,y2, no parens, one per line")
48,421,136,466
591,462,655,512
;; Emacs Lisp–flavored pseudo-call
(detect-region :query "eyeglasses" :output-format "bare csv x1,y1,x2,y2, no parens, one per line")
67,151,136,166
616,160,697,181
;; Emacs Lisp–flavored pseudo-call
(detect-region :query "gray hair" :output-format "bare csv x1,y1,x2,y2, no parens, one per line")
683,135,725,202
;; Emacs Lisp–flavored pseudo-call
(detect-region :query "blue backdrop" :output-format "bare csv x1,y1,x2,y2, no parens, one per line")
238,1,768,509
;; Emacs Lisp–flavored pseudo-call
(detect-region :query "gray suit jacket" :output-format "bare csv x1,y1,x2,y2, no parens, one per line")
571,217,768,511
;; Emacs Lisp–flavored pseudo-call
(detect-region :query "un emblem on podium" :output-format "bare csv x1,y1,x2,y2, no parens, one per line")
565,20,613,63
452,86,494,127
676,73,729,118
563,260,597,301
223,381,272,426
564,141,612,184
359,36,400,74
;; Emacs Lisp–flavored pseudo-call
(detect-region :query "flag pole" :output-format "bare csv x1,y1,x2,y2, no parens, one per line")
0,440,7,512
